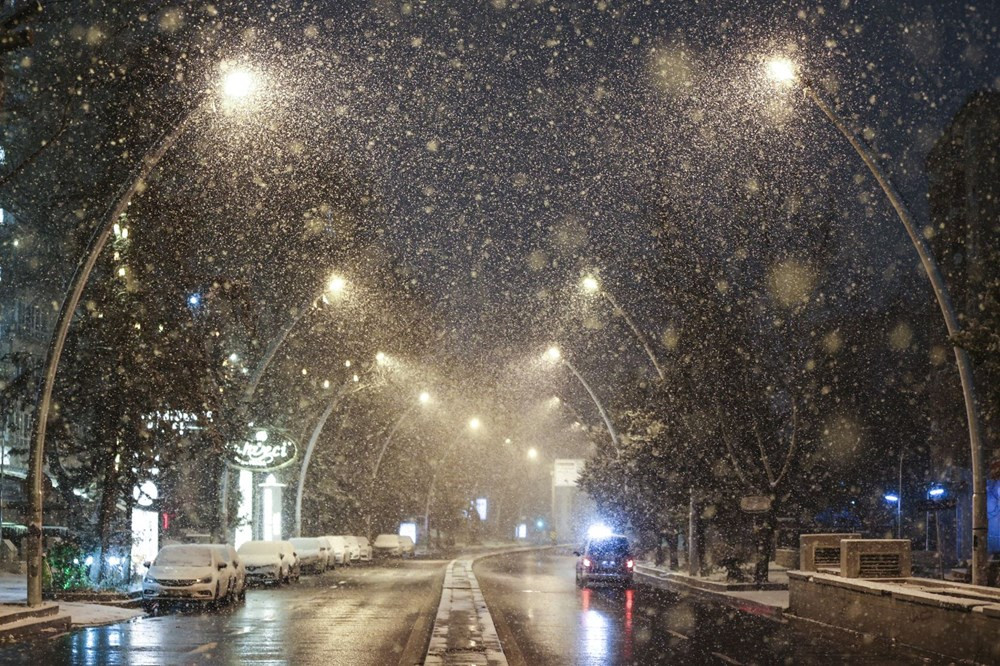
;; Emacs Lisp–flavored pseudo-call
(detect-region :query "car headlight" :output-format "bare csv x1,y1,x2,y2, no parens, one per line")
143,575,157,584
198,575,213,584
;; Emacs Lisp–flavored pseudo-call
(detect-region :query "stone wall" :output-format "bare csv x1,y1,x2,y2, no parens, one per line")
789,571,1000,663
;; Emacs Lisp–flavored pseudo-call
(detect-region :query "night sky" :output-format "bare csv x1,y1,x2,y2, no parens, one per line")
300,0,1000,369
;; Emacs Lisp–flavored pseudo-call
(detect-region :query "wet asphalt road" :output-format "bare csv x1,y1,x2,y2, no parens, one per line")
474,549,944,666
0,559,446,665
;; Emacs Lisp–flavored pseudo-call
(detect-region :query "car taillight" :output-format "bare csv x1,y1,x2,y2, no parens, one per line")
626,559,634,569
583,558,592,568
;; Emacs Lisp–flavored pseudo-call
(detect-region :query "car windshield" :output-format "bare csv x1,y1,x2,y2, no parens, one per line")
155,547,212,568
3,3,996,663
238,543,279,556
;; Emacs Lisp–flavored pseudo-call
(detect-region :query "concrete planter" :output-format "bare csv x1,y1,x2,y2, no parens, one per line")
788,570,1000,664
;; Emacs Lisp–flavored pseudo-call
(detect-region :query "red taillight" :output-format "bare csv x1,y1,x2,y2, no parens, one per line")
626,559,634,569
583,558,592,568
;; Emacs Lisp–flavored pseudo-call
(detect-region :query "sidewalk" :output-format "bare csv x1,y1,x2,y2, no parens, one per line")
635,562,789,620
0,573,143,629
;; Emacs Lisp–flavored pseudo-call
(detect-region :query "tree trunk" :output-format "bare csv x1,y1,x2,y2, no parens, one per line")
667,528,680,570
95,460,120,583
752,510,777,585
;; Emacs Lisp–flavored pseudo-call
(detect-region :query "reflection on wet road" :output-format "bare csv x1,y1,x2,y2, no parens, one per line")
0,560,446,665
474,549,942,665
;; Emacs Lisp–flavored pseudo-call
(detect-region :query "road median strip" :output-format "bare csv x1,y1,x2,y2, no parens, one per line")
423,547,551,665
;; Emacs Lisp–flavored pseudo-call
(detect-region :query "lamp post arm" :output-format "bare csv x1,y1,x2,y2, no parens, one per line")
240,297,319,409
293,379,352,537
371,402,418,484
601,290,666,382
805,85,987,585
562,357,619,449
24,103,204,607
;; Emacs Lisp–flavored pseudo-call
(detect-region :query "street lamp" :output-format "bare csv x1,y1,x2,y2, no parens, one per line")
423,417,483,546
327,274,347,297
293,355,386,536
222,67,256,99
366,390,433,535
579,274,666,382
543,345,619,448
527,447,539,461
765,56,989,585
25,63,263,606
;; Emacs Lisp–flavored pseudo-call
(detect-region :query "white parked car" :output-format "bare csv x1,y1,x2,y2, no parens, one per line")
342,536,361,563
355,536,373,562
373,534,402,558
289,537,326,573
399,535,415,558
211,544,246,601
238,540,299,585
315,536,335,570
325,536,348,565
142,544,231,609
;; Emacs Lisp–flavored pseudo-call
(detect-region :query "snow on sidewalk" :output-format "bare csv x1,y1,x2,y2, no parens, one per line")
0,572,143,628
635,563,790,617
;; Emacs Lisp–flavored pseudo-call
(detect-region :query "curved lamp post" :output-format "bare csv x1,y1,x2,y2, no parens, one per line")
423,417,481,545
364,391,431,535
24,65,261,606
765,57,988,585
543,346,619,449
581,275,666,382
219,273,348,532
292,357,383,537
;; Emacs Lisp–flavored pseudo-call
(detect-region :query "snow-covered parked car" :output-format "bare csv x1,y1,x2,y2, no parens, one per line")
238,540,299,584
399,535,415,558
373,534,402,558
342,535,361,563
325,535,348,565
355,536,373,562
289,537,326,573
212,543,246,601
142,544,231,609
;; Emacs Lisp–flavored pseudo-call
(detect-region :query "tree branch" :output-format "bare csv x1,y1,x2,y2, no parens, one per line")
773,401,798,490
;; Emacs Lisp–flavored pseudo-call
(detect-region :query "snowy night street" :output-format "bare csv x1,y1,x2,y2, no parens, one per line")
0,560,447,664
2,0,1000,663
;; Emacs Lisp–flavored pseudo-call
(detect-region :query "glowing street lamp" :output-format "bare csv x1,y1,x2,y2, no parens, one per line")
527,447,539,461
468,417,482,431
222,67,256,99
765,55,988,585
765,57,797,86
327,274,347,296
419,391,431,404
581,275,600,293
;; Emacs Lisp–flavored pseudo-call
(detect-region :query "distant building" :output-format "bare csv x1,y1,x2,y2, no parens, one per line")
925,89,1000,559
